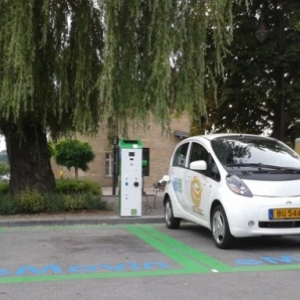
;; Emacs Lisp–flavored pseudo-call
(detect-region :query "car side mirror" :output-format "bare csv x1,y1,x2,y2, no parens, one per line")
190,160,207,171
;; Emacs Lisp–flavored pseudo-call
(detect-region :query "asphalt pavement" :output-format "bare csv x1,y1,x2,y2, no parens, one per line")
0,188,165,227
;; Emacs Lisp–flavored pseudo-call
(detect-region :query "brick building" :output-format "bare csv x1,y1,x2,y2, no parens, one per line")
52,116,190,189
295,138,300,155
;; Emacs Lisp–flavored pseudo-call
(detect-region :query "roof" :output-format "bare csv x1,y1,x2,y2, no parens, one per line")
174,130,189,138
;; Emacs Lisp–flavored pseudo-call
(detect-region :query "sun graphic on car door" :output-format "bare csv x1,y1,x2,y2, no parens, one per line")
190,176,203,213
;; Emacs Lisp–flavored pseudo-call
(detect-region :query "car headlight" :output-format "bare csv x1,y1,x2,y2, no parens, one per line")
226,175,253,197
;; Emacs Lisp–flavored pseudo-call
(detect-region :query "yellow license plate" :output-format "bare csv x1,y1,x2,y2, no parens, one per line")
269,208,300,220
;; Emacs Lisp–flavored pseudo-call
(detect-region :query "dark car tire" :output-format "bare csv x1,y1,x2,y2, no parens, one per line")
164,197,181,229
211,205,235,249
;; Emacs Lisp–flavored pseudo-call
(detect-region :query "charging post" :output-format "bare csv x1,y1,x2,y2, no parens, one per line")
119,139,143,217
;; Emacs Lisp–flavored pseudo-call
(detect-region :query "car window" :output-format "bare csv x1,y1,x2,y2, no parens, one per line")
210,158,220,181
172,142,189,167
211,136,300,169
190,142,209,163
189,142,220,181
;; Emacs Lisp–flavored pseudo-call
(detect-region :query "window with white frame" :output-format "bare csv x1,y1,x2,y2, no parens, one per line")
105,152,113,176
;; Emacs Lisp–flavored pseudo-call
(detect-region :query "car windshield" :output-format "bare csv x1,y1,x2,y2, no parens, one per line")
211,136,300,169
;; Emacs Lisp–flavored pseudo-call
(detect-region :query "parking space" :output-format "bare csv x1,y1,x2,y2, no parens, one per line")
157,223,300,271
1,223,300,286
0,225,179,283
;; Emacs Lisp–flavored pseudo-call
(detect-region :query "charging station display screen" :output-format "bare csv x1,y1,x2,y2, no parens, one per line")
129,152,135,157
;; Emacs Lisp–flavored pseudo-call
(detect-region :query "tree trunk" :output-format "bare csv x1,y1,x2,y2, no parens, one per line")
270,96,285,141
3,123,56,195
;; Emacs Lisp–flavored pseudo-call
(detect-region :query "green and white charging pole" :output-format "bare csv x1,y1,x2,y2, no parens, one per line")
119,139,143,217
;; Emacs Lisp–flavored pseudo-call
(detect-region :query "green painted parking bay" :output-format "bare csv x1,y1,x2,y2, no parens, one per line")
1,224,300,284
0,224,209,284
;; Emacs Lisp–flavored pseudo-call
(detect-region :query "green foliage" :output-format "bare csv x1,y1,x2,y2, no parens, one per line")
205,0,300,143
63,194,85,211
54,139,95,175
43,193,66,213
48,142,56,158
0,162,9,175
55,179,101,195
0,0,103,136
0,0,248,136
18,188,45,213
62,193,107,211
100,0,248,131
81,194,107,210
0,195,21,215
0,0,251,193
0,180,106,214
0,181,9,194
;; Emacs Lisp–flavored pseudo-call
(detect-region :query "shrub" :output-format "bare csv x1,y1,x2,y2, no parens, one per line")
63,194,85,211
0,162,9,175
0,180,108,215
0,181,9,194
54,139,95,180
81,194,108,210
56,179,101,195
76,180,101,195
56,179,78,194
43,193,66,213
0,194,21,215
18,188,44,213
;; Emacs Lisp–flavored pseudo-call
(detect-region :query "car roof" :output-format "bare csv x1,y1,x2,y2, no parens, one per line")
185,133,275,142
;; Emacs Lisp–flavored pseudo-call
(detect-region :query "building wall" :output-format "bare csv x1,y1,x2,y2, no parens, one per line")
52,116,190,188
295,138,300,155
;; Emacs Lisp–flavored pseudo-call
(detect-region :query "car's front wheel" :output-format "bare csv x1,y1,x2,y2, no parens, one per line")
211,205,234,249
164,197,181,229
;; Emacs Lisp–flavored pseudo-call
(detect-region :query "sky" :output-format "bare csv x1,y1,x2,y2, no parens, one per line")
0,136,6,151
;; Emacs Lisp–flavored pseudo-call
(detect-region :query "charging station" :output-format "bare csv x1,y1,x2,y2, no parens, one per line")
119,139,143,216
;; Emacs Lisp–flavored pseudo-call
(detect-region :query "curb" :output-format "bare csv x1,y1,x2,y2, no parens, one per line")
0,215,165,227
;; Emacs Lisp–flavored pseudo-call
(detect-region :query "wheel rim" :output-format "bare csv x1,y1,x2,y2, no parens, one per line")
165,201,172,225
212,210,226,244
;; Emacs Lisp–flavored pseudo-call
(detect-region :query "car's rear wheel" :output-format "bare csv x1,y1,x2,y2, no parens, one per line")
164,198,181,229
211,205,234,249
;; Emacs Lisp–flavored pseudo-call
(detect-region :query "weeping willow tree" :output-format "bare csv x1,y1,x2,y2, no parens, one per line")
0,0,247,194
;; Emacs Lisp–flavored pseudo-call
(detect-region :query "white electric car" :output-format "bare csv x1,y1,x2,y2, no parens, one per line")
163,134,300,249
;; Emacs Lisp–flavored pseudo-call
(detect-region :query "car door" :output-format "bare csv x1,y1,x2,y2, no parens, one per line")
169,142,191,211
183,142,220,225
